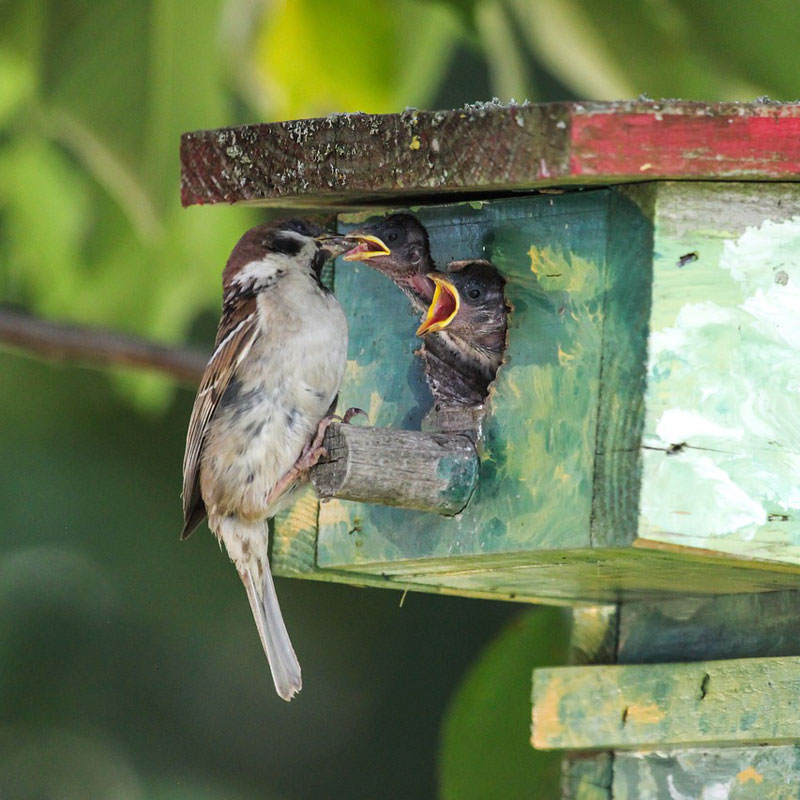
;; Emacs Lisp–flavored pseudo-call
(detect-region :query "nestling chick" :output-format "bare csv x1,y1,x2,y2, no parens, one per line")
416,260,508,408
181,219,352,701
344,213,508,410
343,213,435,311
416,260,508,383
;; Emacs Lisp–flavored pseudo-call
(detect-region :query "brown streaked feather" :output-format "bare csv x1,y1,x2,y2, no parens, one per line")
181,296,259,539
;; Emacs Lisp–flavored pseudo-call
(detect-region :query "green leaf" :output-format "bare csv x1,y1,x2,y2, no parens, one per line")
0,0,258,410
439,608,570,800
252,0,461,118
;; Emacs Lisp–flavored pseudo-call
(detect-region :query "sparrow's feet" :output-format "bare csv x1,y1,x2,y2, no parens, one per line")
266,442,329,506
267,411,366,506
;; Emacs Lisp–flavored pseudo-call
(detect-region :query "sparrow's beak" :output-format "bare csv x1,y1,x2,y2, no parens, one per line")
416,274,460,336
315,233,359,258
342,234,391,262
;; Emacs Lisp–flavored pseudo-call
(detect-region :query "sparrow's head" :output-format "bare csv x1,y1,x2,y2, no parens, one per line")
222,219,352,298
342,213,435,301
416,261,507,343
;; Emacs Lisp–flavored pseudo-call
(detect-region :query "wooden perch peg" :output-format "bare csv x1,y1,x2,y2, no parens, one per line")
309,424,479,515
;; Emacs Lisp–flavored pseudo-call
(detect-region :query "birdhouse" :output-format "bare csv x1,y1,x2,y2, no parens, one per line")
182,101,800,796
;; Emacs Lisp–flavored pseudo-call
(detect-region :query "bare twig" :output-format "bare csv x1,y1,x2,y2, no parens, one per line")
0,306,208,384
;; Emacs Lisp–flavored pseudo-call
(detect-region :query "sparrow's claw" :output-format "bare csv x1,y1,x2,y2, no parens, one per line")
342,407,367,424
269,411,363,506
309,414,340,453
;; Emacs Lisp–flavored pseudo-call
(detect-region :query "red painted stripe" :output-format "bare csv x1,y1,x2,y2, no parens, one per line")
570,110,800,178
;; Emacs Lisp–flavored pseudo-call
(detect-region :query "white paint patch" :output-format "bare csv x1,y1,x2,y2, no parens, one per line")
742,285,800,350
667,774,734,800
666,774,694,800
643,451,767,537
701,781,734,800
655,408,743,445
645,216,800,541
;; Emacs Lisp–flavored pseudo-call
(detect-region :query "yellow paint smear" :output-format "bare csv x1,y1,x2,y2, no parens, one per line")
736,766,764,785
557,345,576,364
318,498,354,527
625,703,664,724
554,464,572,484
532,675,565,747
528,245,564,277
279,490,318,535
410,135,421,150
367,390,383,425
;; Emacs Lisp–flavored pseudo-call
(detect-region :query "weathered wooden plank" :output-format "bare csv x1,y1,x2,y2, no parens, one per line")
617,591,800,665
533,656,800,750
180,102,800,209
637,181,800,564
560,606,618,800
612,747,800,800
309,424,478,515
590,185,654,547
562,753,614,800
180,103,568,208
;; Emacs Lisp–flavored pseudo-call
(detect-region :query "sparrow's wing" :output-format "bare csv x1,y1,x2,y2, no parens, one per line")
181,297,259,539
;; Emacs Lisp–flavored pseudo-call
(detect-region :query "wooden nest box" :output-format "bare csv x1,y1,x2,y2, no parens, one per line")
183,101,800,795
182,100,800,604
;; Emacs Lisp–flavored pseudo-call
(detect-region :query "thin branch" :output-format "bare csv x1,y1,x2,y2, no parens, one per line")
0,306,208,384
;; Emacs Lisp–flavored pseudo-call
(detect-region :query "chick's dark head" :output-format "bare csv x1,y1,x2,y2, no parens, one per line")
416,260,507,342
343,213,435,302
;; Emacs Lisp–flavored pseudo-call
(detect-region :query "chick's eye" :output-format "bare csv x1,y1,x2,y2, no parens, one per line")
467,287,481,300
384,227,400,244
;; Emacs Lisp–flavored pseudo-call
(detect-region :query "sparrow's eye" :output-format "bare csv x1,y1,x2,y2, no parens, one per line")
467,287,482,300
268,234,303,257
384,227,402,244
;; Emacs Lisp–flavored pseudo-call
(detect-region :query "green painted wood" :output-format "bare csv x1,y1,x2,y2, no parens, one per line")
617,591,800,664
269,181,800,602
533,655,800,750
562,754,613,800
560,607,618,800
318,192,611,571
637,182,800,564
569,605,619,666
590,185,654,548
612,747,800,800
400,547,800,601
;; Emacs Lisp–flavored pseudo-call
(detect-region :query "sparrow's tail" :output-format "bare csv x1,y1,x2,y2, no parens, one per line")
243,560,302,701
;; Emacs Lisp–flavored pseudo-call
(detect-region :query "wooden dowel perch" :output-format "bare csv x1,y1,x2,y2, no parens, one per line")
310,424,479,516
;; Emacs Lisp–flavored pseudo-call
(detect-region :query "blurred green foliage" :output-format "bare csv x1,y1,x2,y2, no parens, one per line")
1,0,799,797
440,609,570,800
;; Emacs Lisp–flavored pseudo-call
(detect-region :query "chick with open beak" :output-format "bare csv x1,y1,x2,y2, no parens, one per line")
416,260,508,388
342,213,435,311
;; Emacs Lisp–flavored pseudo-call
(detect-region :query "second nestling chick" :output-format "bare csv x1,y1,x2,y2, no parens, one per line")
416,260,508,406
343,213,435,312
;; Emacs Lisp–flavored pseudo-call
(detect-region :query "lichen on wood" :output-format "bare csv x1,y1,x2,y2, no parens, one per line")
181,101,800,209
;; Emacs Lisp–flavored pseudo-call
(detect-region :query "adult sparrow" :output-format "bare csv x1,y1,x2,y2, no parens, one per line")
181,219,353,701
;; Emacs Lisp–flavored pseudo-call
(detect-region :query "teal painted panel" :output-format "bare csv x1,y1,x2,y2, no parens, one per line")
638,182,800,563
318,193,611,570
613,747,800,800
